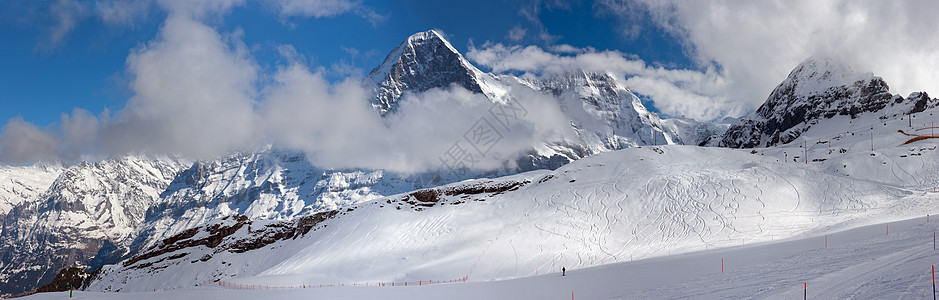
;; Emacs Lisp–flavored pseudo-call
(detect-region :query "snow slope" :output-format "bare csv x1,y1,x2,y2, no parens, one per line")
86,98,939,294
24,213,939,299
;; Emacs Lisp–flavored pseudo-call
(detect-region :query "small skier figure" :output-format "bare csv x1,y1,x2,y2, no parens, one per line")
562,267,566,276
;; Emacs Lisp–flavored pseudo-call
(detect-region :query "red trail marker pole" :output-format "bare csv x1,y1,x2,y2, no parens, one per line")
804,282,807,300
933,265,936,300
721,257,724,273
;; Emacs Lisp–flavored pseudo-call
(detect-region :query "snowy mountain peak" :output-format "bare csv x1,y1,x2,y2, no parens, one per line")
719,56,899,148
784,56,876,97
365,30,509,116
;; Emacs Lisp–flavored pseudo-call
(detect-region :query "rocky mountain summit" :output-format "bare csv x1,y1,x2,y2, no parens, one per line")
365,30,510,116
720,57,937,148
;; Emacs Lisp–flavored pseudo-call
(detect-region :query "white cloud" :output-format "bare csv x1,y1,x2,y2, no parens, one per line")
517,0,565,43
507,25,527,41
34,0,380,50
0,118,60,165
3,8,573,173
95,0,152,26
259,61,572,173
155,0,245,18
467,42,739,120
41,0,88,51
600,0,939,113
549,44,588,54
272,0,357,18
99,15,260,159
271,0,386,25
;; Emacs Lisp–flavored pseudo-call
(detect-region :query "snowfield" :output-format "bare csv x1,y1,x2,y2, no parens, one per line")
23,214,939,299
66,103,939,298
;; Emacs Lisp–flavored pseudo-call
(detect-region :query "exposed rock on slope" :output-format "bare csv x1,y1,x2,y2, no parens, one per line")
0,156,183,296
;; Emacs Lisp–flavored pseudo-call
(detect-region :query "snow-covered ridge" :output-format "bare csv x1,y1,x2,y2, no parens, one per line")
509,71,682,167
0,155,185,297
0,162,63,217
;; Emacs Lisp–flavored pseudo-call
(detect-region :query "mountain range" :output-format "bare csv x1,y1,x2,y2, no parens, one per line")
2,30,938,297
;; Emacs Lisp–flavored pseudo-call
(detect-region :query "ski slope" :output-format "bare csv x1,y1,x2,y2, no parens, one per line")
25,214,939,299
86,121,939,289
63,102,939,298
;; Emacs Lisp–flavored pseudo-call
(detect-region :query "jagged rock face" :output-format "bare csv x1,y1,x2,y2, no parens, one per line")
0,163,63,218
908,91,937,114
366,30,495,116
34,267,94,293
125,149,444,256
88,212,337,292
512,72,681,167
720,57,902,148
664,116,734,147
0,156,183,297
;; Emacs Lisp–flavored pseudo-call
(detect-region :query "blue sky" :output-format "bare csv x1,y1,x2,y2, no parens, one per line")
0,0,690,127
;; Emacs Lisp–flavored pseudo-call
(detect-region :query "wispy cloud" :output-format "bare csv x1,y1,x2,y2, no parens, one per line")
39,0,88,51
95,0,153,26
516,0,566,44
32,0,384,50
272,0,386,26
506,25,526,42
466,42,737,121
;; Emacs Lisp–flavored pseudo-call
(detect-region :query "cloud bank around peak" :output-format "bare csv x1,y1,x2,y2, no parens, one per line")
597,0,939,114
0,7,573,173
466,42,737,121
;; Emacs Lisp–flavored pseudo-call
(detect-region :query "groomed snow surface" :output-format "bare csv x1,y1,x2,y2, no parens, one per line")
24,216,939,299
26,108,939,299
